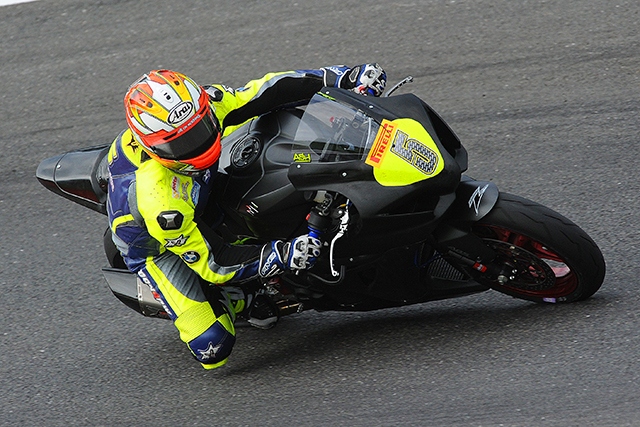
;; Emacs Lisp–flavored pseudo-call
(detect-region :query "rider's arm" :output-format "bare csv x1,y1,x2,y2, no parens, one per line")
136,161,261,284
205,66,371,133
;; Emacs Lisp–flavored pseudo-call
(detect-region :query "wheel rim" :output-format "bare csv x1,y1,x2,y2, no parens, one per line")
472,225,579,300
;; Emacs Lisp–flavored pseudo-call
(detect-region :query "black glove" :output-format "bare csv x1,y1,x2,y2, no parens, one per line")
258,235,322,278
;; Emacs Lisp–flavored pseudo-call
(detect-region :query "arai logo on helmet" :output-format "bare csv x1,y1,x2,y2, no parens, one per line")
168,102,194,125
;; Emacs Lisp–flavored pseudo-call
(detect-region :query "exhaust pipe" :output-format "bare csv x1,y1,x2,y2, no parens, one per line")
102,268,170,319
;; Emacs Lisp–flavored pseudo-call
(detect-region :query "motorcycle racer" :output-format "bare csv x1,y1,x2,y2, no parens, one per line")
106,64,387,369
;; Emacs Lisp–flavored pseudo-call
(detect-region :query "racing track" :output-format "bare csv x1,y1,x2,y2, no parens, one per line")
1,0,639,425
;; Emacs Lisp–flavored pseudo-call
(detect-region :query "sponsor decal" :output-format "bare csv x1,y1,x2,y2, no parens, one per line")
171,176,180,199
182,251,200,263
137,272,173,316
171,177,192,202
198,341,222,360
126,139,139,153
164,234,189,248
366,120,396,167
246,202,259,216
390,130,439,175
137,270,152,286
176,113,201,135
167,101,194,125
181,181,189,202
260,251,278,276
326,66,345,76
367,118,445,187
293,152,312,163
191,181,201,206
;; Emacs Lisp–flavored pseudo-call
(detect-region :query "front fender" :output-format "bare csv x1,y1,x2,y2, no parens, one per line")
447,176,500,222
431,176,500,269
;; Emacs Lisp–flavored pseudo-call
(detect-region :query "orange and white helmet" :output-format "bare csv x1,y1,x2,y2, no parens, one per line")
124,70,221,174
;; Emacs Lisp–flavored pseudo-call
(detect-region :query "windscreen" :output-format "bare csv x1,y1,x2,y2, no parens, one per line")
293,94,380,163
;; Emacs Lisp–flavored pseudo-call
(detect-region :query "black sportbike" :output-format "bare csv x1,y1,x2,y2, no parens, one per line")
37,78,605,322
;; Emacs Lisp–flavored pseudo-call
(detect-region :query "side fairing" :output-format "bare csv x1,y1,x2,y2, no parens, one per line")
214,109,311,239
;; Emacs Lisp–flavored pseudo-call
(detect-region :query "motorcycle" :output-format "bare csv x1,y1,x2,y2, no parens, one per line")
36,77,605,322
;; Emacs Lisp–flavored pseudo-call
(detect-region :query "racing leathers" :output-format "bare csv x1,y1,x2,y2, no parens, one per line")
107,66,372,369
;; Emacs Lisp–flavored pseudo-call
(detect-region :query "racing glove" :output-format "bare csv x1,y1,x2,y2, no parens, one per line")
341,63,387,97
258,234,322,278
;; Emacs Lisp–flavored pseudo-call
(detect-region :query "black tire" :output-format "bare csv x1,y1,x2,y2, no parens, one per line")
469,192,605,303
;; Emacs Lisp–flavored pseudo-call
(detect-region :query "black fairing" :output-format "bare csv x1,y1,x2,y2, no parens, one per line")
214,88,468,255
288,88,466,217
36,145,110,214
214,108,312,239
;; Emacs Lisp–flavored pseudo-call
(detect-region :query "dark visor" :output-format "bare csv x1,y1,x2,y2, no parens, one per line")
152,111,220,160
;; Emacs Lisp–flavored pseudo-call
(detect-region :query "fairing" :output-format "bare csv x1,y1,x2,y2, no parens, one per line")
215,88,468,250
36,145,110,214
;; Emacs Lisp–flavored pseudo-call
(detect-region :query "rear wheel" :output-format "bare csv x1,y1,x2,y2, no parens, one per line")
469,193,605,303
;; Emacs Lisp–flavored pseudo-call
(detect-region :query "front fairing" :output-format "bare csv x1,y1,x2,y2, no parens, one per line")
214,88,465,247
288,89,464,218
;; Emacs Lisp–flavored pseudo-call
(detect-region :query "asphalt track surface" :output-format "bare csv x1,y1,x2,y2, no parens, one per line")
1,1,639,426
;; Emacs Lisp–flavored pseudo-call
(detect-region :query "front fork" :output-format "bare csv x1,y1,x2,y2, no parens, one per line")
431,177,515,284
306,179,507,285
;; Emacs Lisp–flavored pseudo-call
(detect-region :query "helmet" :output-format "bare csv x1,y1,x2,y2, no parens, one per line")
124,70,221,174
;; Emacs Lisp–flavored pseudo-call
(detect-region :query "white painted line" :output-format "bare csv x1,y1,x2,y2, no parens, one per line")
0,0,38,6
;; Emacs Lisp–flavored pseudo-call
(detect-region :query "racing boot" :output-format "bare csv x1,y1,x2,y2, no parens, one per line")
221,286,279,329
245,293,279,330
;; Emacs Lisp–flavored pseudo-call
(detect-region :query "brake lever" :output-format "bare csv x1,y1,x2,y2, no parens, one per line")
329,201,350,277
383,76,414,97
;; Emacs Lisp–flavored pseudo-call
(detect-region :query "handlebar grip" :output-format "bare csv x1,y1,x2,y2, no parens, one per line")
307,210,331,239
308,227,322,240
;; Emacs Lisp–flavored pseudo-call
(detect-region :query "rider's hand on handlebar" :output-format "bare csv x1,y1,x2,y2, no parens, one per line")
288,234,322,270
341,63,387,97
259,235,322,277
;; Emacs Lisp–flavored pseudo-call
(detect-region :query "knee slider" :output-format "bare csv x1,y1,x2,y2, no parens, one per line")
188,321,236,366
174,302,236,367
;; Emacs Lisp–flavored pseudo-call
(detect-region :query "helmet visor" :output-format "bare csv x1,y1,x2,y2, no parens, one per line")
151,109,220,161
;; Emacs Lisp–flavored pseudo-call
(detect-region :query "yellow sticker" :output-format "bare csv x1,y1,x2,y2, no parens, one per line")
293,152,312,163
365,118,444,187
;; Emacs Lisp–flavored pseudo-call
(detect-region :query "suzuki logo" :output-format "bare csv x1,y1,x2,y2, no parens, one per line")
168,101,194,124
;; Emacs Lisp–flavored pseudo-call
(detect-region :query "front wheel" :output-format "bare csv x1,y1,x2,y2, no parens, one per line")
469,193,605,303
